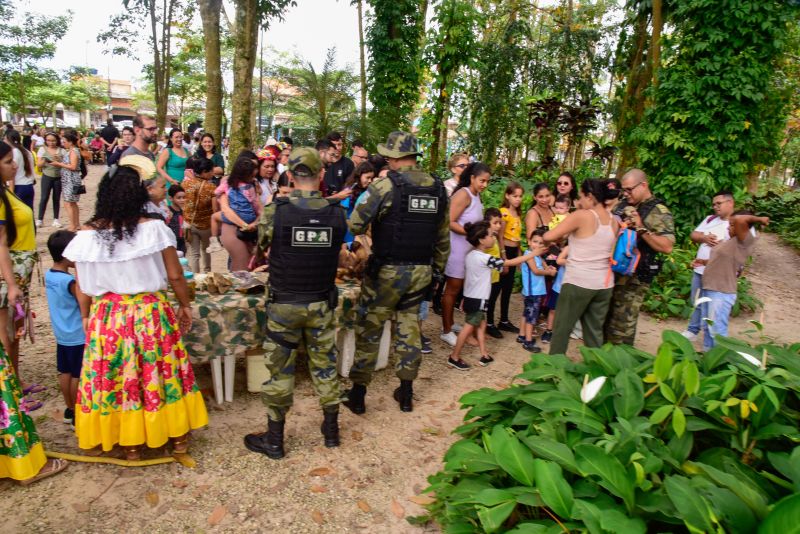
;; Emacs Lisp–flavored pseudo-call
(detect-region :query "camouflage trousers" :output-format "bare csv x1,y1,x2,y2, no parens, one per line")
604,276,649,346
261,301,342,421
349,264,431,385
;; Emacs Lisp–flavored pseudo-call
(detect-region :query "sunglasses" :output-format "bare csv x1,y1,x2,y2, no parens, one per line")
557,181,571,186
622,182,645,194
454,163,468,169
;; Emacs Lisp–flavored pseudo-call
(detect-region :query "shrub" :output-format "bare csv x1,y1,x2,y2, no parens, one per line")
747,190,800,251
416,332,800,533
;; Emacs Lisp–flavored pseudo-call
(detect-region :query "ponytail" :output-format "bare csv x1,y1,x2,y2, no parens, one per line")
0,143,19,247
4,130,32,177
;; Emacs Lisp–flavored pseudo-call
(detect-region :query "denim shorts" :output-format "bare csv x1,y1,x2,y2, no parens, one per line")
523,295,542,324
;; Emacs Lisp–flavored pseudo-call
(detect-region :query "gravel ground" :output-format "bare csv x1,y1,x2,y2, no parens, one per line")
3,163,798,533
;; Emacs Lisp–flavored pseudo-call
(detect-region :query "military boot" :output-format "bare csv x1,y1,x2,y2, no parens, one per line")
244,418,285,459
320,410,340,448
343,383,366,415
393,380,414,412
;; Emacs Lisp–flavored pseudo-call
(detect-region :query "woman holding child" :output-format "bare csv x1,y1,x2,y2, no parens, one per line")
64,155,208,460
544,179,619,355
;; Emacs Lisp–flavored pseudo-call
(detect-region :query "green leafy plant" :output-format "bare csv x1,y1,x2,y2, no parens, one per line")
416,332,800,533
747,190,800,251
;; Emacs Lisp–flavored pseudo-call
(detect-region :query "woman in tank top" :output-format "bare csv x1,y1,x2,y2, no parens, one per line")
440,162,490,346
156,128,189,186
543,179,619,356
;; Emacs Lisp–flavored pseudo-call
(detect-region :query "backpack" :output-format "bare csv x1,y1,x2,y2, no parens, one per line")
610,223,640,276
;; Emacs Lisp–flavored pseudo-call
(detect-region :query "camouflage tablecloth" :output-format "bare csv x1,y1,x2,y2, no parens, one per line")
181,281,362,365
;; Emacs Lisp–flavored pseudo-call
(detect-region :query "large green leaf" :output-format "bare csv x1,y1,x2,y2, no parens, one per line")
505,523,550,533
663,329,698,359
691,478,757,534
477,501,516,533
688,462,770,518
491,426,535,486
664,475,714,532
520,435,578,473
613,369,645,419
758,494,800,534
460,488,515,507
572,499,645,534
575,444,635,512
532,459,573,518
654,343,674,381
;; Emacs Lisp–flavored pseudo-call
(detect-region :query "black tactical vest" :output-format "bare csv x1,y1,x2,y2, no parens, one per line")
371,170,447,265
268,196,347,303
613,197,667,283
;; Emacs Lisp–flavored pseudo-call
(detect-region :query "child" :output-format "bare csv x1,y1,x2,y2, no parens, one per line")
167,184,186,255
491,182,524,337
45,231,85,427
549,194,570,229
144,176,170,221
447,221,542,370
541,245,568,343
517,229,557,352
484,207,504,338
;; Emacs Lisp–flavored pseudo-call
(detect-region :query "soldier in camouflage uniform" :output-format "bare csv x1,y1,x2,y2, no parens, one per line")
244,148,347,459
604,168,675,345
344,131,450,414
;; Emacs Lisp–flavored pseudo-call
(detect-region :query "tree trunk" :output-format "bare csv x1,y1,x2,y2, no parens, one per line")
146,0,175,131
230,0,259,167
428,72,449,171
357,0,367,140
615,12,649,175
650,0,662,88
199,0,223,145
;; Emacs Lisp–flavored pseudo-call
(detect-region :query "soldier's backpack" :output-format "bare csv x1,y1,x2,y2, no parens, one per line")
610,224,640,276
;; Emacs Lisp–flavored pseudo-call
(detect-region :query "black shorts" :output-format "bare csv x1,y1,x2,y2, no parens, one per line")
57,344,84,378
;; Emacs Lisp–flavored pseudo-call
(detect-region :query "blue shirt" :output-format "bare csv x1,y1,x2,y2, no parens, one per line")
553,265,566,293
45,269,85,346
521,256,547,297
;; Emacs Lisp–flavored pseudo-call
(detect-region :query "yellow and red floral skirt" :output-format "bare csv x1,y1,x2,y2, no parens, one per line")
76,291,208,451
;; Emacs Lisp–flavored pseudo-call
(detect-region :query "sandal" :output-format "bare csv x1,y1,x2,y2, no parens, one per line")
172,434,189,454
22,383,47,395
19,458,68,486
123,446,141,461
19,397,43,413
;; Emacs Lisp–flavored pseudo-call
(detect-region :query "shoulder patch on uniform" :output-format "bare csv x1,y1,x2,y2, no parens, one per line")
292,226,333,247
408,195,439,213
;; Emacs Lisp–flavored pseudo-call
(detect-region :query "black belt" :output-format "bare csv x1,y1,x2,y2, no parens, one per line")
269,289,330,305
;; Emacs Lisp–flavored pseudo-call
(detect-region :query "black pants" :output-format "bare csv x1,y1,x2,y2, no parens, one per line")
498,246,519,323
487,281,502,325
38,175,61,221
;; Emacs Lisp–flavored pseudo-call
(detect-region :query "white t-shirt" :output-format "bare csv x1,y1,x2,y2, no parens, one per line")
694,216,730,274
12,148,35,186
31,134,45,148
64,220,177,296
464,249,504,301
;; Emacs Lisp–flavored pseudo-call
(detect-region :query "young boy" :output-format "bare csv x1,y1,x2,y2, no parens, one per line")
45,231,85,426
447,221,541,370
484,208,504,339
517,229,557,353
167,184,187,255
541,245,568,344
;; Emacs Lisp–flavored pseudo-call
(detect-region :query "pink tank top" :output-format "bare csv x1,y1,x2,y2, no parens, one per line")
563,209,615,290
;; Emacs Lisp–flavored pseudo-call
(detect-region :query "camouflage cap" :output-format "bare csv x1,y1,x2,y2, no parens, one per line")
377,131,422,159
287,147,322,176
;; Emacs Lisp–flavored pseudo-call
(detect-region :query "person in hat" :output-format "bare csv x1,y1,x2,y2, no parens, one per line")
344,131,450,414
244,147,347,459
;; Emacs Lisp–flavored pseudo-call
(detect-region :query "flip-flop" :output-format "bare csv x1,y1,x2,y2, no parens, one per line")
19,458,69,486
22,383,47,395
19,397,43,413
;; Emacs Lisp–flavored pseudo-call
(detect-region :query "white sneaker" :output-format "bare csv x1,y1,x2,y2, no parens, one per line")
35,220,43,226
206,240,224,253
451,323,462,333
681,330,698,342
440,331,458,347
52,219,63,228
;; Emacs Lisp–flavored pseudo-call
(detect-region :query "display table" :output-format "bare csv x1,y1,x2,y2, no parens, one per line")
181,279,392,404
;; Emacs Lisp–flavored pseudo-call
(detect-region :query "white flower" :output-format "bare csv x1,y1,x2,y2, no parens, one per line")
694,296,712,308
580,375,607,403
736,351,761,367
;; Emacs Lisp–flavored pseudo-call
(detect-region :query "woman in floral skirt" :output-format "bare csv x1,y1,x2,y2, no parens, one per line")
64,155,208,460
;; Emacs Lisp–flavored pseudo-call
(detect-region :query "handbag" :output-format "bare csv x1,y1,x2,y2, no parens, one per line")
236,227,258,243
73,183,87,195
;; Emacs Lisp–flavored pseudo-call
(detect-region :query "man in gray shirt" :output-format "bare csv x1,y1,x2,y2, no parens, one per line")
121,114,158,161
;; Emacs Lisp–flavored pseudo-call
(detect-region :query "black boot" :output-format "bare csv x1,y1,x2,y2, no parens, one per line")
320,410,340,448
393,380,414,412
343,383,366,415
244,418,285,459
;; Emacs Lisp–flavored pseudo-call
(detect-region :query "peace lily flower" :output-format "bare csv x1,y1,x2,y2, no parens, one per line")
694,296,712,308
736,351,761,367
580,375,607,404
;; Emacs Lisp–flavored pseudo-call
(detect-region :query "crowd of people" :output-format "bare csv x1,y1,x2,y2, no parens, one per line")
0,114,768,480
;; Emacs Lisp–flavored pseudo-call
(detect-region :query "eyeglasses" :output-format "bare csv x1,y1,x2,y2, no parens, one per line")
712,199,732,207
454,163,468,169
557,181,571,186
622,182,645,194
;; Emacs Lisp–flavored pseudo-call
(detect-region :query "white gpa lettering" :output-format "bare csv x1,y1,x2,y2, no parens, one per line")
408,195,438,213
292,226,333,247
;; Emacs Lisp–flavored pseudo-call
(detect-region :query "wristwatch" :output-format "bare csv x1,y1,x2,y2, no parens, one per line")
636,227,650,236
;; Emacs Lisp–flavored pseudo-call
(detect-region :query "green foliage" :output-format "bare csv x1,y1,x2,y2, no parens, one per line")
419,333,800,532
366,0,424,141
632,1,800,238
747,190,800,250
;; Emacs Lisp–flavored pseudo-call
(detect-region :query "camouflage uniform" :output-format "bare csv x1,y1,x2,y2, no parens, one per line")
348,164,450,385
604,199,675,345
257,189,342,421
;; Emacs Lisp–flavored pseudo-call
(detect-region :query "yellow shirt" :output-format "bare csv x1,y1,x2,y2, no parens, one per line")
487,238,501,284
500,207,521,243
548,213,567,230
0,190,36,251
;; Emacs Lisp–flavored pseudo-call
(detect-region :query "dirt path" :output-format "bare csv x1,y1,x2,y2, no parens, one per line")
4,165,799,533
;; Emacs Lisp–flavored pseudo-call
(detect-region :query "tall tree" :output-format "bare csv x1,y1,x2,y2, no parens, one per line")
366,0,425,141
0,2,70,123
199,0,224,144
354,0,368,140
229,0,294,164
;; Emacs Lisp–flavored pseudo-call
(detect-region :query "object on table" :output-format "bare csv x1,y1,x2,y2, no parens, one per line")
336,235,371,282
229,271,267,294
